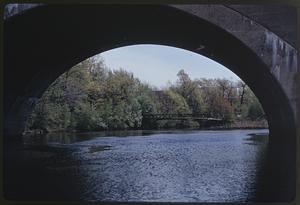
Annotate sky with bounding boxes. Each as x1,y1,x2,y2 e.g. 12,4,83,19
97,44,241,89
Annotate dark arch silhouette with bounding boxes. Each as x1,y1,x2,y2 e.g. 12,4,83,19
4,5,296,201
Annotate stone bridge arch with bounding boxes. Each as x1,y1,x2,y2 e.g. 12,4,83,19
3,4,297,201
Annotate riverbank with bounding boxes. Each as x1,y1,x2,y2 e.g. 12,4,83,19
229,119,268,129
23,119,268,136
206,119,268,130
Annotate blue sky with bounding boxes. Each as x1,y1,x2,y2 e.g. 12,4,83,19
98,44,241,89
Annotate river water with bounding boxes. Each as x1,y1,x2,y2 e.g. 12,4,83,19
4,129,269,202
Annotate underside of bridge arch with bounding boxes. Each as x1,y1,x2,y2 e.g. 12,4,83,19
4,5,297,201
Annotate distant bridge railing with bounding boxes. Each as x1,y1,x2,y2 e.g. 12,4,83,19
141,113,229,129
142,113,224,121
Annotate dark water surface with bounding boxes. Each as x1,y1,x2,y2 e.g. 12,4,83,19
4,129,269,202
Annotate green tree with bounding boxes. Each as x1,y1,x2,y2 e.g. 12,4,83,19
175,69,206,115
247,99,265,120
160,89,191,114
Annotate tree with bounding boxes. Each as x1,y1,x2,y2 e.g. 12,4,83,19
158,89,191,114
204,91,234,121
237,81,247,106
247,99,265,120
175,69,206,115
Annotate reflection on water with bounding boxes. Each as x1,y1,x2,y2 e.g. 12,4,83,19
22,130,157,145
5,129,269,202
